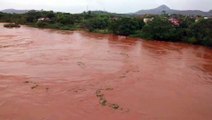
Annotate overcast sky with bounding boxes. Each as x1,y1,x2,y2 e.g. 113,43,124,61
0,0,211,13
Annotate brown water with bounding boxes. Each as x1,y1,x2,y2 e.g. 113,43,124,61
0,23,212,120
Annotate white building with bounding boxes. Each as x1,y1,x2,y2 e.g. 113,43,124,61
143,18,154,24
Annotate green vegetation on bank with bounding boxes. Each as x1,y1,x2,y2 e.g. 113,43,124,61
0,10,211,47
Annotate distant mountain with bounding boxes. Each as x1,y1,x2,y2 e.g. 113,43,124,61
89,10,111,14
1,7,211,16
1,9,29,14
135,5,212,16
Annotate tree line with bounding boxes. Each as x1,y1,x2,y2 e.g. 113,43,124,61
0,10,211,47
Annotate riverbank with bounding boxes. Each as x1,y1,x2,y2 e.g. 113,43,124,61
1,11,211,47
26,22,212,48
2,22,211,49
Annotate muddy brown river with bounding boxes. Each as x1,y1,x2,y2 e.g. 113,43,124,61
0,23,212,120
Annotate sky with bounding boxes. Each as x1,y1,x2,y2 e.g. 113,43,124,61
0,0,211,13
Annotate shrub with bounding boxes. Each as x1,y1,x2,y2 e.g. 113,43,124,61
36,21,48,28
187,37,198,44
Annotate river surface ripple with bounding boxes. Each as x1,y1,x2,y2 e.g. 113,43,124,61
0,23,212,120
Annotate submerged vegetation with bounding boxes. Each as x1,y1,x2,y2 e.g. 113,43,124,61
0,10,211,47
4,23,20,28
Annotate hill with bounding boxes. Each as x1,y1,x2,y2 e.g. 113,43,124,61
1,9,29,14
135,5,212,16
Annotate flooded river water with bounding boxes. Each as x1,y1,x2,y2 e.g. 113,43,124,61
0,23,212,120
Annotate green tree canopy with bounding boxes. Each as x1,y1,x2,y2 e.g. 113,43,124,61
141,17,180,41
110,17,142,36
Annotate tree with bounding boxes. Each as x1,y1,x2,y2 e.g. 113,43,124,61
0,12,3,19
188,19,212,46
25,10,42,23
110,17,141,36
45,11,55,19
83,15,110,31
141,17,180,41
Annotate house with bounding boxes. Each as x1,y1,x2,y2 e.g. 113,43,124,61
204,17,212,20
204,17,208,20
143,17,154,24
168,18,180,26
195,16,202,22
195,16,211,22
37,17,51,22
111,16,119,20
